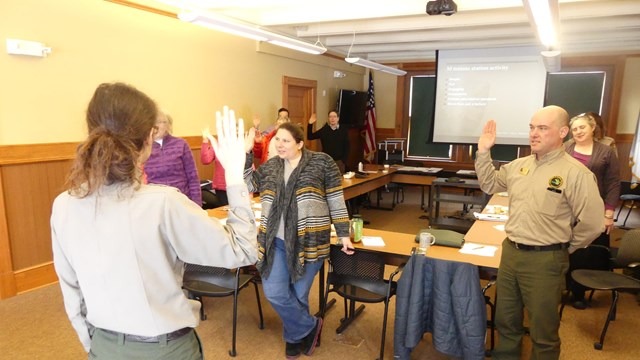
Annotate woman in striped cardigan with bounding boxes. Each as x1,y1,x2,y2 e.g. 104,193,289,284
244,122,353,359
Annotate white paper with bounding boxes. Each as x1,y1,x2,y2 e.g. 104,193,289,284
254,210,261,219
397,166,442,173
252,202,262,209
218,218,227,225
456,169,476,175
484,205,509,215
493,224,505,231
459,242,498,257
361,236,386,247
473,212,508,222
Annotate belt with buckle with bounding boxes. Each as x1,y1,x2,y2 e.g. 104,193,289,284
99,327,192,343
507,238,568,251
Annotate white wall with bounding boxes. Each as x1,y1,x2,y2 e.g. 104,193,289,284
617,57,640,134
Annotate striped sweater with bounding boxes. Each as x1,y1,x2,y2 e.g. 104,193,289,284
244,149,350,280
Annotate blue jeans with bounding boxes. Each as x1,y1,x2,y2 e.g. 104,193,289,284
261,238,323,343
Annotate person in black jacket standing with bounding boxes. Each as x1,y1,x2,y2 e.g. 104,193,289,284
307,110,350,173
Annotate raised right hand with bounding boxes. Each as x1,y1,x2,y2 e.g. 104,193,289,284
208,106,246,186
478,120,496,153
308,113,317,124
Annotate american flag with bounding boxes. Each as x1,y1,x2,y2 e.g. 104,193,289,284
363,72,377,162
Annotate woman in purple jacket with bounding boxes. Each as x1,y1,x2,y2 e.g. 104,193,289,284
144,110,202,206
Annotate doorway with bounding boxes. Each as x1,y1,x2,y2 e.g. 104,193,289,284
282,76,318,151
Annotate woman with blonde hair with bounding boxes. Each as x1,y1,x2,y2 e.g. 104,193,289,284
52,82,257,359
564,111,620,309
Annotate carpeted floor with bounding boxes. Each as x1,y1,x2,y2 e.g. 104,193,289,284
1,186,639,359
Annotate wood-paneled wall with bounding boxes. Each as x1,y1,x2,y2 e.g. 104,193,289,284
0,136,208,299
0,133,634,298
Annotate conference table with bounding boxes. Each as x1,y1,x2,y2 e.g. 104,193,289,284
204,167,508,270
206,177,508,321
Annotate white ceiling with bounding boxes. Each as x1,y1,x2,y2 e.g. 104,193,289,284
136,0,640,62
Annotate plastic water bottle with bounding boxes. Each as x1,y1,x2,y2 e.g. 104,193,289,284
358,162,364,172
351,215,363,243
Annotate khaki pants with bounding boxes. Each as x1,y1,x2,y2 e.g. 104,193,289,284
89,328,203,360
493,239,569,360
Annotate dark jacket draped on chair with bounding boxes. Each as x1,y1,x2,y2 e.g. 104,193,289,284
394,254,486,359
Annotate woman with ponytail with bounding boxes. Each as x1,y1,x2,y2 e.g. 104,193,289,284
51,82,257,359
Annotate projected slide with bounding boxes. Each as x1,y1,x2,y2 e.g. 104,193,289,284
433,47,547,145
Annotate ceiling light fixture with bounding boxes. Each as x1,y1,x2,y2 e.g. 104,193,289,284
345,57,407,76
523,0,559,47
178,12,327,55
344,32,406,76
541,50,561,72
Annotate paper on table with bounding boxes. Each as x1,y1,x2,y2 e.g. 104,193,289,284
484,205,509,214
493,224,505,231
361,236,386,247
254,210,261,219
473,212,508,221
459,242,498,257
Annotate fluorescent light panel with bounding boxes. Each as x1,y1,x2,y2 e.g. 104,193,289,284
523,0,559,47
345,57,406,76
178,12,326,55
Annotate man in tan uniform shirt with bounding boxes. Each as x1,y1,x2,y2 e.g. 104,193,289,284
475,105,604,359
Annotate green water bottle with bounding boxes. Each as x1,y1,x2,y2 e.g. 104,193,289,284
351,215,363,243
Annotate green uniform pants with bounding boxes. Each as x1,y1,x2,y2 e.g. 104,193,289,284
89,328,203,360
493,239,569,360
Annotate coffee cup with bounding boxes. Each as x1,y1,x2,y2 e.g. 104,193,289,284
417,232,436,254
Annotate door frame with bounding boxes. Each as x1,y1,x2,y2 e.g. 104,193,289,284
282,76,318,151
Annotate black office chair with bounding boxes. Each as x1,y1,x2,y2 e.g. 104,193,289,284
322,245,404,360
559,244,611,319
615,181,640,229
182,264,264,357
569,229,640,350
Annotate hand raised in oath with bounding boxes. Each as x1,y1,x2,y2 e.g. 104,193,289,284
208,106,246,186
478,120,497,153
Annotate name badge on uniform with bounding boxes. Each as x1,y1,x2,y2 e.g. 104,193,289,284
519,167,529,175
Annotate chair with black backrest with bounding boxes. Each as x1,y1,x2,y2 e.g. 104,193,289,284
182,264,264,357
322,245,404,360
569,229,640,350
559,244,612,318
615,181,640,229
